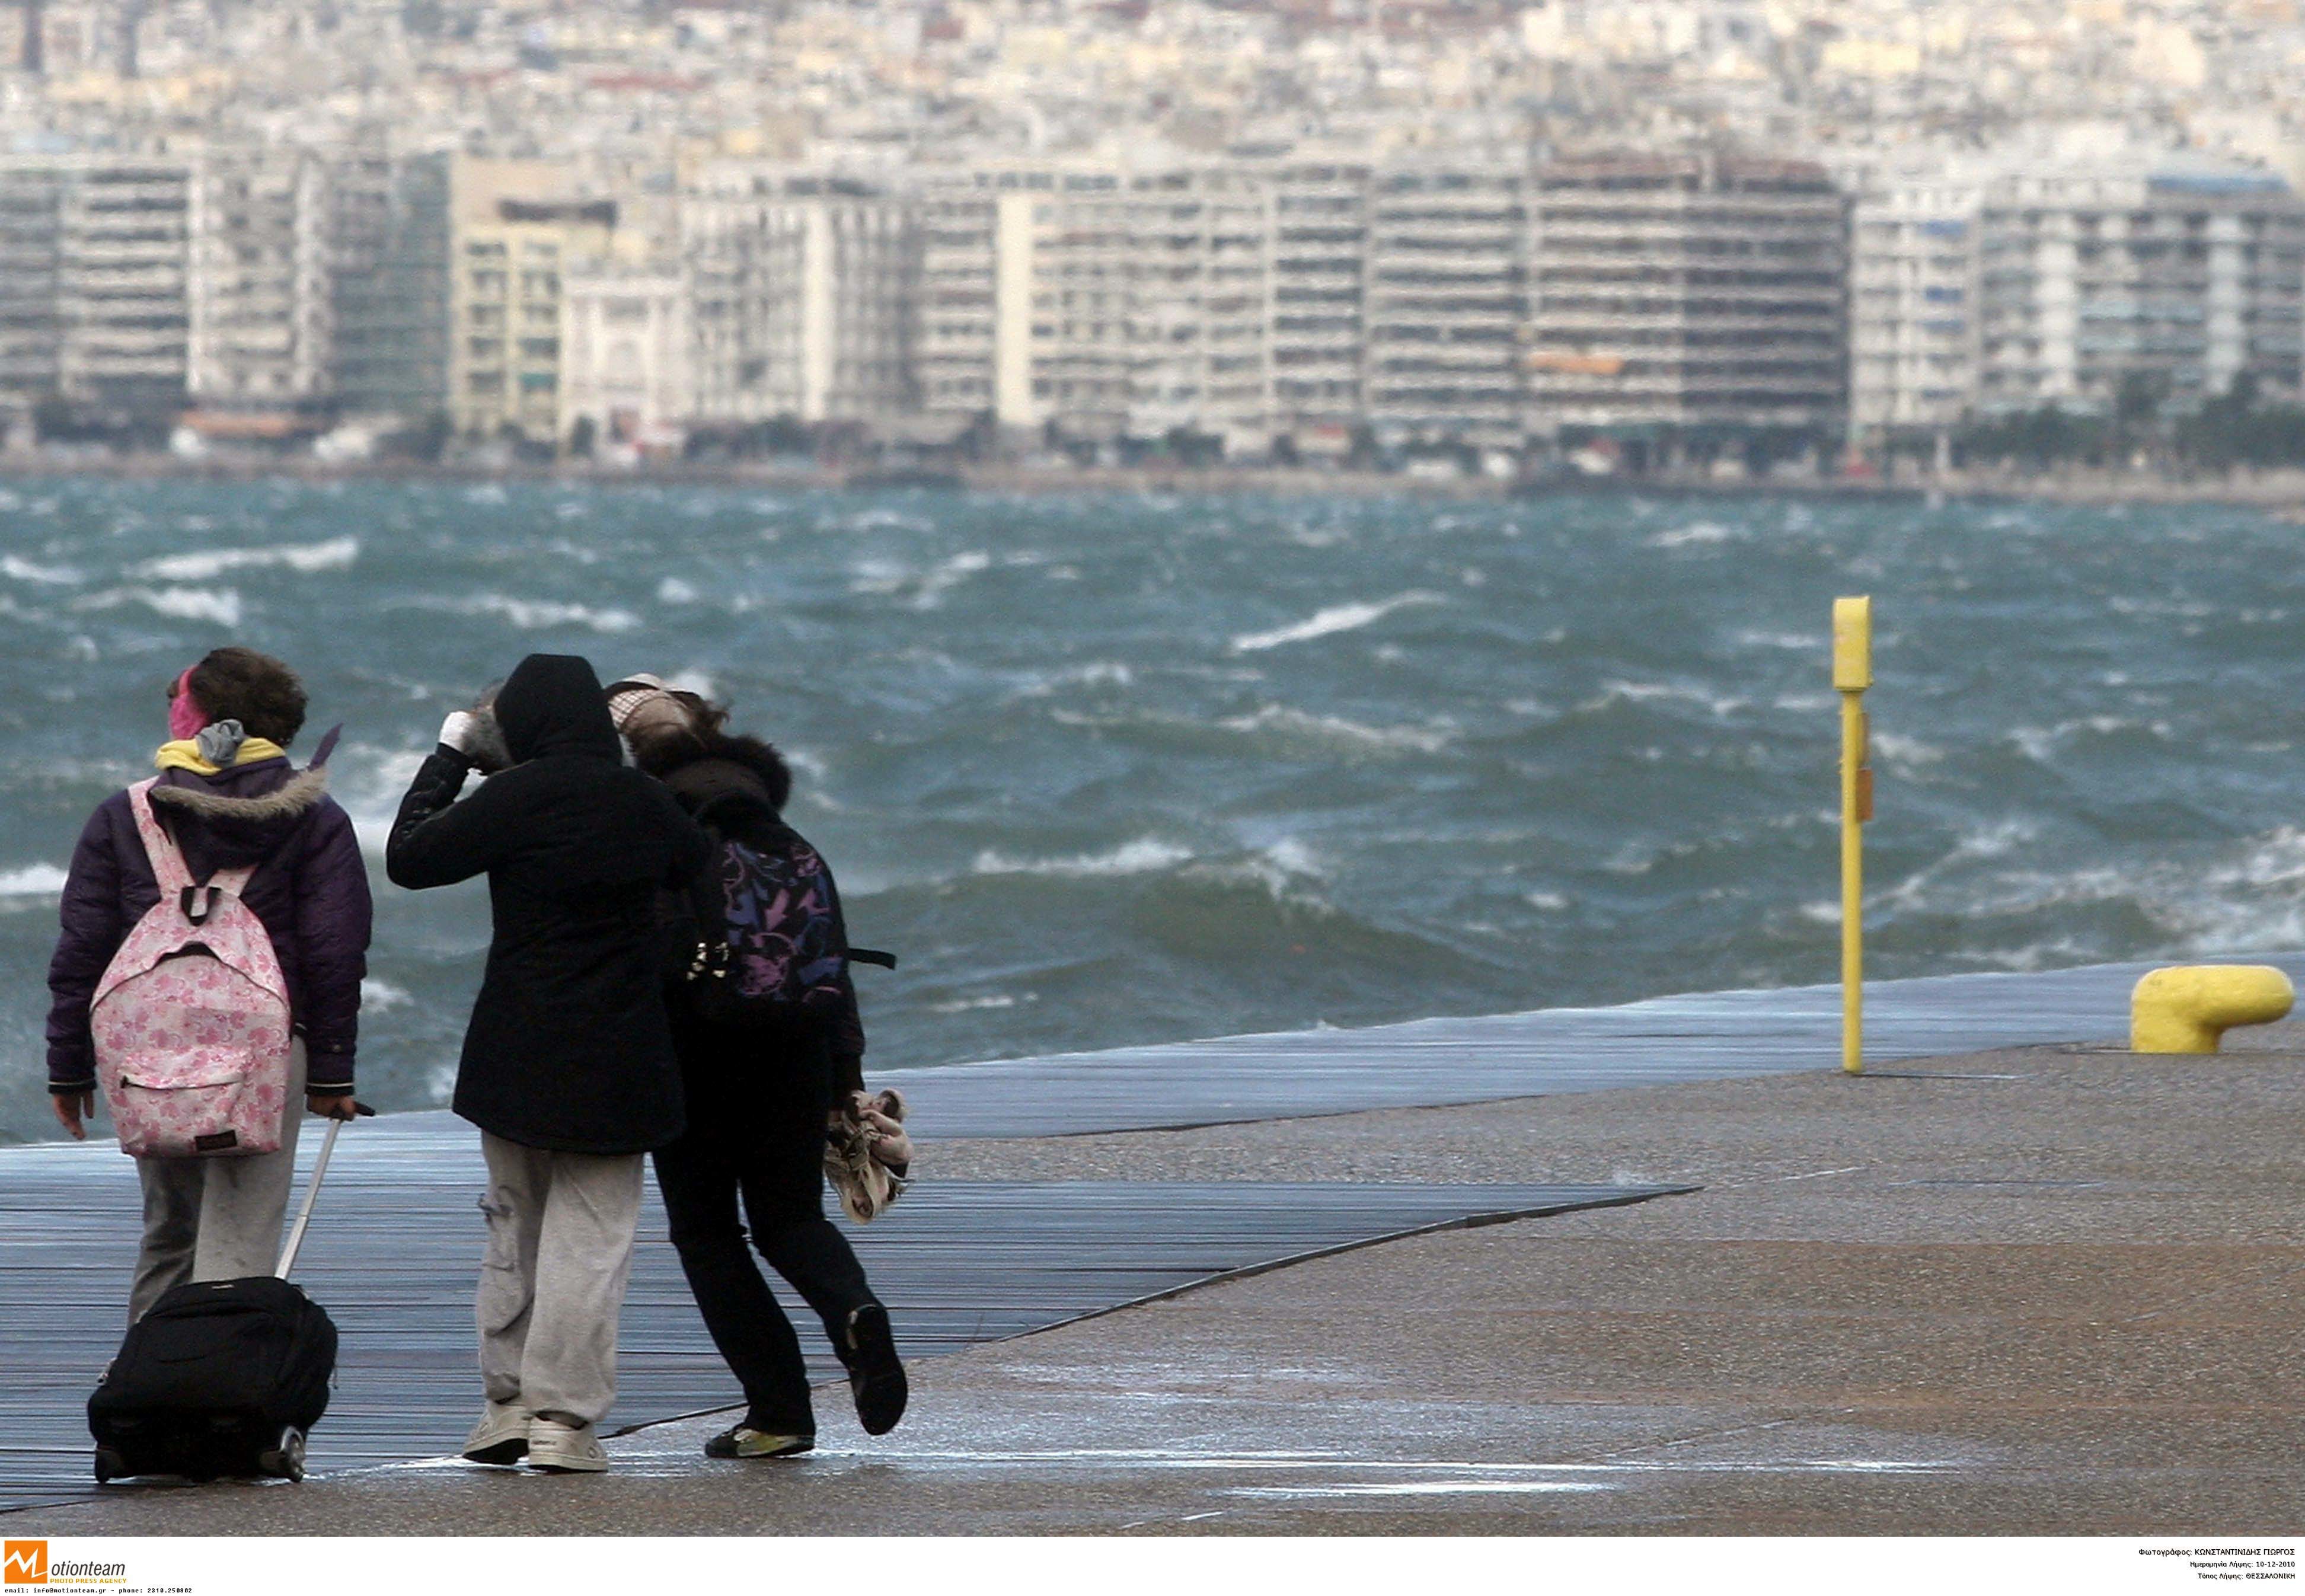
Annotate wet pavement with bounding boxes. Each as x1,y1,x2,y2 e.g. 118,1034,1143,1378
18,1027,2303,1536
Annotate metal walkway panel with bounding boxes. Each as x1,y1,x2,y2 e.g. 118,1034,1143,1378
882,955,2305,1137
0,1113,1678,1511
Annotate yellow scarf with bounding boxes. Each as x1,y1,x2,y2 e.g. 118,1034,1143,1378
154,737,288,777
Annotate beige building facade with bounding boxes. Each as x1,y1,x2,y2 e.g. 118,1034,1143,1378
449,158,618,445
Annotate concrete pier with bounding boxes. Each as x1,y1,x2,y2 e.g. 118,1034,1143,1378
6,960,2301,1534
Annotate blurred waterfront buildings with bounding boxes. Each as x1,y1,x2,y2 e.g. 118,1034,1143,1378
0,1,2302,473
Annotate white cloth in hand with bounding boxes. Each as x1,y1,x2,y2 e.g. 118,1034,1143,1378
438,710,484,756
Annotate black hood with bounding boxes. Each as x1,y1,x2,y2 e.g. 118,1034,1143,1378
496,654,620,764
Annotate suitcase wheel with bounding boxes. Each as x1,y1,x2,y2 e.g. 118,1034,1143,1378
92,1447,126,1485
257,1426,306,1483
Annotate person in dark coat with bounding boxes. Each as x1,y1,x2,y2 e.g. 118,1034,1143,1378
603,673,907,1459
387,653,707,1476
45,646,371,1323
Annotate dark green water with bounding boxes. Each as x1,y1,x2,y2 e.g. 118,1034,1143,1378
2,478,2297,1141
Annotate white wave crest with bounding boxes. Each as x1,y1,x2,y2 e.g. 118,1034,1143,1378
360,978,412,1011
928,992,1036,1014
1579,680,1748,718
1645,521,1741,548
1013,660,1135,699
335,746,431,861
137,537,359,582
1870,732,1945,767
972,839,1193,878
1,555,79,584
1218,704,1453,754
1733,628,1819,650
1231,592,1442,653
454,595,638,633
74,586,244,627
2008,717,2172,763
1863,820,2305,960
0,863,68,898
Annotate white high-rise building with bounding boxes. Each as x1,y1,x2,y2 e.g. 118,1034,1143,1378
1848,155,1987,446
683,167,918,430
187,146,334,410
1974,158,2305,417
1118,164,1271,452
911,160,1274,452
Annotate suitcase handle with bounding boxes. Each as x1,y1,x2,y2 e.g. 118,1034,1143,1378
275,1113,353,1279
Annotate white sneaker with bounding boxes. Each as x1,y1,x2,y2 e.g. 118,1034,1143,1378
460,1400,529,1466
526,1416,609,1474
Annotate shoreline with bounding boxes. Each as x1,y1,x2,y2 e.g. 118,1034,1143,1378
4,451,2305,512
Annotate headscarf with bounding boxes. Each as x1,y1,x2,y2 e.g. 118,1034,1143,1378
167,666,208,742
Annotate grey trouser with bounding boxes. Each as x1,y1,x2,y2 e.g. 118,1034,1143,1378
476,1132,644,1429
130,1040,308,1324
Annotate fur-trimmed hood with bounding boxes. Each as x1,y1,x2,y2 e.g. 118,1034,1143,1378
148,757,332,871
653,730,794,823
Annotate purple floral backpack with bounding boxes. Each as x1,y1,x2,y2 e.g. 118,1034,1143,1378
675,820,850,1028
673,819,895,1028
88,780,294,1158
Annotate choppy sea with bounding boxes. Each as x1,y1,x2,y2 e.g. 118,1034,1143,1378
1,477,2298,1142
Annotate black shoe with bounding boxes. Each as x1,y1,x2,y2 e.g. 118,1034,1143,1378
844,1302,908,1437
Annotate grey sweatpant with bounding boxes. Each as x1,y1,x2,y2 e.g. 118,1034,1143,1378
475,1132,644,1429
130,1040,309,1324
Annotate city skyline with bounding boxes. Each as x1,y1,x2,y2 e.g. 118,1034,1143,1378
0,2,2300,473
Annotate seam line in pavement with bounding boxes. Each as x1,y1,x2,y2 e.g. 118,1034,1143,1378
605,1183,1701,1444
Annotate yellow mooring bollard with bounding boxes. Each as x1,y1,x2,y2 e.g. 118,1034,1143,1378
1833,596,1873,1075
2131,965,2295,1053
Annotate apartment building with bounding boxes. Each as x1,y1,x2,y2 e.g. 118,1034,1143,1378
1005,165,1135,440
560,264,688,449
1266,157,1371,454
0,155,193,430
0,161,67,426
1847,157,1987,446
186,146,333,410
330,149,451,424
448,158,617,444
61,157,191,420
1364,164,1526,453
915,181,1005,424
909,160,1279,450
1974,160,2305,416
1119,164,1272,451
684,166,918,429
1525,151,1848,460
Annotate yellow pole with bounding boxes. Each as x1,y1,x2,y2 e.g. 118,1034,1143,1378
1832,596,1872,1075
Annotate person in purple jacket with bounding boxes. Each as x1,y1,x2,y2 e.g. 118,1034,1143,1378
46,646,373,1323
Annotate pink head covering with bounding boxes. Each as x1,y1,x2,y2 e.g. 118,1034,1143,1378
167,666,209,742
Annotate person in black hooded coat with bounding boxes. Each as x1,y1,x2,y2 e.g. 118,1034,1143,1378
387,653,707,1474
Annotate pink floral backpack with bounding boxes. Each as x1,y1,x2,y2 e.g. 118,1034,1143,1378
90,779,294,1159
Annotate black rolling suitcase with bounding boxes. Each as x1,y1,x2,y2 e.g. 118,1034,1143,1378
88,1113,355,1484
